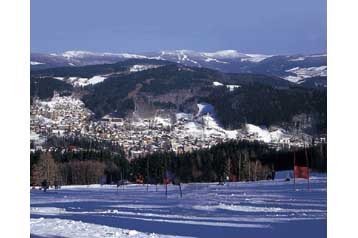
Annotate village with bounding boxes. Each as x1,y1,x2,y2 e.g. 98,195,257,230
30,93,326,159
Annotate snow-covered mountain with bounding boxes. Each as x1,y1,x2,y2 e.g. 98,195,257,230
31,50,272,67
31,50,327,85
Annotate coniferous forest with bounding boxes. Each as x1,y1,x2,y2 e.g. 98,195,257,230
30,139,326,186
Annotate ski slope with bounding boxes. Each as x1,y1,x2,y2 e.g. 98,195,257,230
30,174,326,238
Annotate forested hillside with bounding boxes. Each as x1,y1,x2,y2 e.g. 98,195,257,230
30,76,73,100
205,85,326,132
30,59,327,133
31,59,172,78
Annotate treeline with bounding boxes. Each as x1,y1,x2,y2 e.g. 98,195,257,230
30,140,326,186
31,150,130,185
131,141,327,183
31,153,107,186
260,143,327,172
131,140,273,183
30,141,129,186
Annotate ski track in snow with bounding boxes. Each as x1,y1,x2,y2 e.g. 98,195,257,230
31,217,191,238
31,174,326,238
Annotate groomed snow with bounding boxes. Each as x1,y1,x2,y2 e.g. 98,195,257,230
245,124,285,143
31,218,190,238
174,103,290,142
31,175,326,238
176,103,238,139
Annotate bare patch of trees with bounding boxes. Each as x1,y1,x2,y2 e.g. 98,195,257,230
31,153,59,186
59,160,105,185
31,154,105,186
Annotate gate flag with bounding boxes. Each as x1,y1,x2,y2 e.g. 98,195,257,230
293,147,310,191
294,165,309,179
164,170,175,184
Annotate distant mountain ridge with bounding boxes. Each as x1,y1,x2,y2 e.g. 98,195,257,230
31,50,327,86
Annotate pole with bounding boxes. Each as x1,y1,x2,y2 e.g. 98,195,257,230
122,169,125,191
293,150,296,191
146,158,149,192
305,145,310,191
164,158,168,198
165,183,168,197
238,154,241,182
179,183,183,198
248,156,251,181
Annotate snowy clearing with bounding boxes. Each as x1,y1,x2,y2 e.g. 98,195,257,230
212,82,240,91
129,64,162,72
52,75,108,86
31,61,45,65
31,175,326,238
284,66,327,83
226,84,241,91
212,81,224,86
246,124,286,143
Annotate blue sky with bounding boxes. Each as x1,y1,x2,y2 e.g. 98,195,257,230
31,0,326,54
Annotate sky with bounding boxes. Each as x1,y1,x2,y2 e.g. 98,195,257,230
31,0,327,55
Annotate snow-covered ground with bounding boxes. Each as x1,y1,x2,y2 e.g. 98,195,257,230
54,75,108,86
284,66,327,83
129,64,162,72
212,81,241,91
202,50,272,63
31,61,45,65
31,174,326,238
245,124,286,143
178,103,238,139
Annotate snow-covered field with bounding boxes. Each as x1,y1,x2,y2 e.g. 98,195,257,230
54,75,108,86
30,174,326,238
284,66,327,83
129,64,162,72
